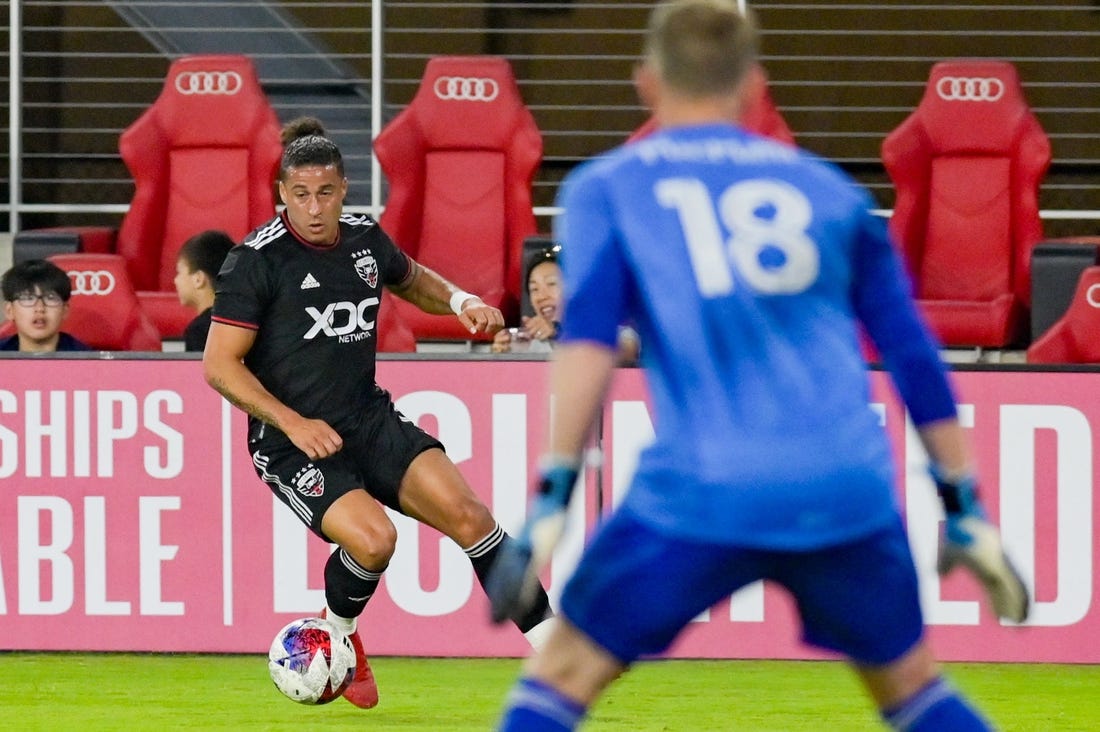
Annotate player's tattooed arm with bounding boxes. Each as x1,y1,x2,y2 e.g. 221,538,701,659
206,375,284,427
203,321,343,458
389,260,458,315
389,259,504,334
203,321,302,433
206,369,342,460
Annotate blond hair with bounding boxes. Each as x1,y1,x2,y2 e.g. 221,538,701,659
644,0,758,97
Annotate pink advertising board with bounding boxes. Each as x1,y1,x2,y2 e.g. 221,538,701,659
0,358,1096,662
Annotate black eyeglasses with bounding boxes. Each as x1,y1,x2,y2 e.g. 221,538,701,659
12,292,65,308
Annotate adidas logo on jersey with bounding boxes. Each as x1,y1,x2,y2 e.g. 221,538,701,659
300,273,320,289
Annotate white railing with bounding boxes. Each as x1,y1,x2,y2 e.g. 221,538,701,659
3,1,1099,234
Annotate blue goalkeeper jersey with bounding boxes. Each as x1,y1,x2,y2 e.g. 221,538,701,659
555,123,957,550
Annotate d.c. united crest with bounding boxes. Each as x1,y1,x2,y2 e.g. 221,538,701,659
293,465,325,497
353,250,379,288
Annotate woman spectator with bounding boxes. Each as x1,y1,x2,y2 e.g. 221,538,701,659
493,246,640,364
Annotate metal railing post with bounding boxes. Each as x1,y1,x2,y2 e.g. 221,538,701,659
9,0,22,232
370,0,383,218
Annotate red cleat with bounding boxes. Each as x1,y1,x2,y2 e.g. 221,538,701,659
320,608,379,709
342,627,379,708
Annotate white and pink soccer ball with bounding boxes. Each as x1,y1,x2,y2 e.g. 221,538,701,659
268,617,356,704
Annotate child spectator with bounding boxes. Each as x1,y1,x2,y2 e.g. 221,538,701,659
174,230,236,351
1,259,91,353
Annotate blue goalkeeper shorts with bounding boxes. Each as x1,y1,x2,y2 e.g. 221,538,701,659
559,509,924,667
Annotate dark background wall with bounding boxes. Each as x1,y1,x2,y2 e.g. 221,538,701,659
5,1,1098,238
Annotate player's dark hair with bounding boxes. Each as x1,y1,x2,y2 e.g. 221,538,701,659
179,230,235,280
279,116,344,179
1,259,72,302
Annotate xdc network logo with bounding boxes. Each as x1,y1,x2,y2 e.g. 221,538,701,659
303,297,379,343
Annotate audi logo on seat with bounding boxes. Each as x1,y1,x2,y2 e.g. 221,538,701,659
935,76,1005,102
174,71,243,96
433,76,499,102
1087,284,1100,309
68,270,116,296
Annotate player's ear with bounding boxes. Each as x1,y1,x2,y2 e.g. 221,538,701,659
737,63,767,120
277,179,289,206
633,61,659,114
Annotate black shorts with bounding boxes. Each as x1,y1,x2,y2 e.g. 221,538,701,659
247,391,444,540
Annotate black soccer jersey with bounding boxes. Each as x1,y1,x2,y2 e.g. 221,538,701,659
213,211,413,432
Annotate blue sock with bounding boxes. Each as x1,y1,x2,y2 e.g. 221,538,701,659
497,677,587,731
883,677,992,731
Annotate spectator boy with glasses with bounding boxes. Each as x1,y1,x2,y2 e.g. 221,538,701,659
1,259,90,353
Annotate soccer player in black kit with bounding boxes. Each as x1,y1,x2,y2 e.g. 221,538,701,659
203,117,554,709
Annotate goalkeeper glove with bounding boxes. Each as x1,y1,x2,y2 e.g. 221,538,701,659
931,465,1030,624
486,458,579,625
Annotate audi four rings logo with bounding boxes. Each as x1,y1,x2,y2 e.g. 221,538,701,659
68,270,116,296
935,76,1005,102
1087,284,1100,309
174,71,243,96
433,76,499,102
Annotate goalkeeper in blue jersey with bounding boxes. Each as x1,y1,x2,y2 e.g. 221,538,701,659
488,1,1029,730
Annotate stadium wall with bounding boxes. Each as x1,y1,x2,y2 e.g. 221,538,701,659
4,1,1098,236
0,357,1096,662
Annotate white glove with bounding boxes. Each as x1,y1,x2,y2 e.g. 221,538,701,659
486,460,578,625
932,466,1029,624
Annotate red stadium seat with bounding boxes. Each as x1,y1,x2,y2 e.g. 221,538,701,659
373,56,541,342
627,85,796,145
49,253,163,351
376,291,417,353
122,55,282,337
881,60,1051,348
13,55,282,339
1026,266,1100,364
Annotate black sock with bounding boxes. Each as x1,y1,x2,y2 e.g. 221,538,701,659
465,524,552,632
324,548,384,619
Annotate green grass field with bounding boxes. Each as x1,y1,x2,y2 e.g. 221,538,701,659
2,654,1097,731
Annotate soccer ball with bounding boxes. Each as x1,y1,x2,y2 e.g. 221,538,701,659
268,617,356,704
